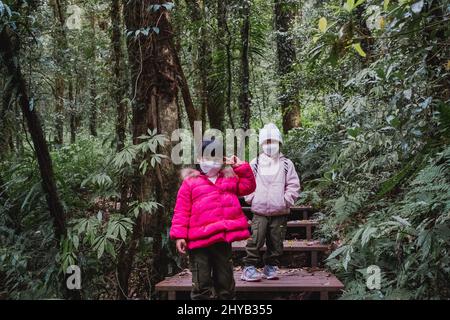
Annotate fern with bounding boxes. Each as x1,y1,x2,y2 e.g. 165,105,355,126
323,146,450,299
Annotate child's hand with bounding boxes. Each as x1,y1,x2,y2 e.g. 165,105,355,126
176,239,187,255
224,155,244,167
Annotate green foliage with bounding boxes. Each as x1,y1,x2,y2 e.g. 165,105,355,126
59,130,167,295
325,146,450,299
0,130,166,298
283,0,450,299
1,0,448,300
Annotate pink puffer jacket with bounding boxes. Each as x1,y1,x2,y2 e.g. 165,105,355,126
170,163,256,250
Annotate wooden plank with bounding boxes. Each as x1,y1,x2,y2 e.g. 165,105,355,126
242,206,314,214
246,220,318,228
155,268,344,293
232,240,329,252
287,220,319,228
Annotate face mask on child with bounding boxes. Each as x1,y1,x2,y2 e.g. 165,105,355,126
199,160,223,177
262,142,280,157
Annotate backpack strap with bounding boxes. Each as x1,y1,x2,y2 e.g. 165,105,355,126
252,155,288,178
252,156,259,176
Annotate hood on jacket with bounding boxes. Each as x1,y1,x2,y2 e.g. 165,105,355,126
180,166,237,180
259,123,283,145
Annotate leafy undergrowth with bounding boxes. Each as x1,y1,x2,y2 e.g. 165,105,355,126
282,0,450,299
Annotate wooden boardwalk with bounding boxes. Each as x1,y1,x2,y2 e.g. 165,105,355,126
155,205,343,300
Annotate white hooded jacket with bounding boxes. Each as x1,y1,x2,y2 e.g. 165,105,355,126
244,123,300,216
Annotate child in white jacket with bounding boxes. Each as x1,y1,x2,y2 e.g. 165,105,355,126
242,123,300,281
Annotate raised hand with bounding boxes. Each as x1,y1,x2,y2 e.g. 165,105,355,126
224,155,245,167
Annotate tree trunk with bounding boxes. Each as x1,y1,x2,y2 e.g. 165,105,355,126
111,0,130,221
14,98,23,153
0,77,14,155
89,76,98,137
239,0,251,130
2,9,78,299
185,0,212,130
69,80,77,144
111,0,128,151
50,0,68,145
169,5,197,132
355,5,374,64
118,0,181,299
221,0,234,129
426,2,450,104
274,0,300,133
54,77,65,145
206,0,227,131
0,27,67,240
172,45,197,132
89,14,98,137
184,0,227,131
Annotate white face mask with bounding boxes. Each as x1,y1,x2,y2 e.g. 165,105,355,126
199,160,222,177
262,142,280,157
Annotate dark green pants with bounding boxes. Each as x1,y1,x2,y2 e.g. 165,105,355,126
244,214,287,267
188,242,235,300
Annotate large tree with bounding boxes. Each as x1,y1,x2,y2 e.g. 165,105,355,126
50,0,68,145
0,27,67,242
111,0,128,152
274,0,300,133
185,0,228,131
88,12,98,137
117,0,182,299
110,0,130,223
239,0,251,130
185,0,213,129
219,0,234,129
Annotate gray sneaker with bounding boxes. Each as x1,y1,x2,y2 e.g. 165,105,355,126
263,265,279,280
241,266,262,282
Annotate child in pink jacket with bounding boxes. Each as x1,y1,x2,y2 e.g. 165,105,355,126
170,139,256,300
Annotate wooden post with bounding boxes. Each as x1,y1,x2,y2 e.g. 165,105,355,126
320,291,329,300
311,251,318,268
306,225,312,240
302,210,308,221
168,291,176,300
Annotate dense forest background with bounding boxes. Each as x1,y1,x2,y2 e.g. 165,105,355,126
0,0,449,299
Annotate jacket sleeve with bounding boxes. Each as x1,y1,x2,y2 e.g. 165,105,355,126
233,162,256,197
284,160,300,207
243,159,257,204
169,180,192,240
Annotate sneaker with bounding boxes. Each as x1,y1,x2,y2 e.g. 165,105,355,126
263,265,279,280
241,266,262,282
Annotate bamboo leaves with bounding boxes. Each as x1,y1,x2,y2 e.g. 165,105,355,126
70,216,134,259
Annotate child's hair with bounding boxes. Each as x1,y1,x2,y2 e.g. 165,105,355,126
200,138,223,158
201,139,216,157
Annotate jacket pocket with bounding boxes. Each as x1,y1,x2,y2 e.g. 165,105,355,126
251,188,266,213
247,218,260,246
267,183,286,212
